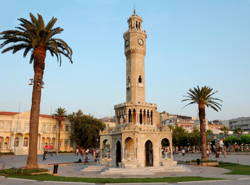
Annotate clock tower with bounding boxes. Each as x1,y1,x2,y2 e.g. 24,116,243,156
99,11,176,169
123,11,147,103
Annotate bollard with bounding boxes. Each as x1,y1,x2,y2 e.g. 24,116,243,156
197,159,201,166
53,164,59,175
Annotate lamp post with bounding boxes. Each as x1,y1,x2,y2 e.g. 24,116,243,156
0,137,3,158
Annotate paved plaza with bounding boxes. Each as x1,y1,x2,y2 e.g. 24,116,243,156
0,152,250,185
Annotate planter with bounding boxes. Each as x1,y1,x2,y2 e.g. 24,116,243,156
201,162,219,166
189,161,219,166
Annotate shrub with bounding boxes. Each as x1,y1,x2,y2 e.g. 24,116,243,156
0,168,49,175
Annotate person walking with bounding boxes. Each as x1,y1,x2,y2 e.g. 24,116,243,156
76,148,79,156
181,148,185,156
207,149,209,158
223,149,227,158
209,149,212,157
43,151,46,161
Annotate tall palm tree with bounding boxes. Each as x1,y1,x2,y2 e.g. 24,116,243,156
182,86,222,160
54,107,67,151
0,13,73,169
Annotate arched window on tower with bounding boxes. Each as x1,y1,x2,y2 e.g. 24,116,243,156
138,75,142,83
139,22,141,29
129,109,132,123
127,76,130,84
136,21,138,28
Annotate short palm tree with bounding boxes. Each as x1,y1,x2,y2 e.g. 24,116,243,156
220,127,229,138
233,127,244,136
0,13,73,169
55,107,67,151
182,86,222,160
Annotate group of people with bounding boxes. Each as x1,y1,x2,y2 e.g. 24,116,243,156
75,148,100,163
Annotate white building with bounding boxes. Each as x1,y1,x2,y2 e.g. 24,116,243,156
0,111,75,155
229,117,250,132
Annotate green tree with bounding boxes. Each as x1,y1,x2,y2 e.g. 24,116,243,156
188,126,201,149
227,136,238,145
182,86,222,160
233,127,244,136
220,127,229,138
54,107,67,151
241,135,250,145
169,124,188,150
206,129,214,145
68,110,106,149
223,139,229,148
0,13,73,169
236,138,243,146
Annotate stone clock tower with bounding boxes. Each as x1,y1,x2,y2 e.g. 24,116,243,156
99,11,176,169
123,11,147,103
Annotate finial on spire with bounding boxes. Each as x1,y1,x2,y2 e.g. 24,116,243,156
134,5,136,14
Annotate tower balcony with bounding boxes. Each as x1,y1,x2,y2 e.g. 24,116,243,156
114,102,157,109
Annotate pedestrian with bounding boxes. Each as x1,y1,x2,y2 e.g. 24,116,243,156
43,151,46,161
209,149,212,157
207,149,209,157
215,150,220,158
76,148,79,156
247,147,249,152
172,148,175,155
182,148,185,156
195,149,198,155
223,149,226,158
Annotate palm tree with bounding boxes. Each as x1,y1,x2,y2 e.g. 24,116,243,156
220,127,229,138
206,129,214,136
182,86,222,160
233,127,244,136
54,107,67,151
0,13,73,169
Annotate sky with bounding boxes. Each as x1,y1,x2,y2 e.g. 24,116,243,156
1,0,250,121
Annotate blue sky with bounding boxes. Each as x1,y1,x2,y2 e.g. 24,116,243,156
1,0,250,121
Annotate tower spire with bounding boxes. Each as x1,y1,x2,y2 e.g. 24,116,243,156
134,6,136,15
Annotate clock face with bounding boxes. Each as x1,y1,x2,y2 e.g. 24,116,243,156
125,40,129,47
138,39,144,45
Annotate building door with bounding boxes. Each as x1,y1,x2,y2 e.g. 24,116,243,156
116,141,121,166
145,140,153,166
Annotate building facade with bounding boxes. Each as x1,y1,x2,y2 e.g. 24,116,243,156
229,117,250,132
100,12,175,168
0,111,76,155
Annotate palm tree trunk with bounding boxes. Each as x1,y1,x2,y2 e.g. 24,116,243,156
199,104,207,161
26,47,45,169
57,119,62,151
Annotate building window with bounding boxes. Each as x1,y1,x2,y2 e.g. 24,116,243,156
65,125,69,132
70,140,74,147
47,124,51,131
53,125,56,133
138,75,142,83
42,124,46,132
14,137,19,147
23,137,29,147
65,140,68,148
17,122,21,132
6,122,11,131
25,123,29,132
0,122,4,129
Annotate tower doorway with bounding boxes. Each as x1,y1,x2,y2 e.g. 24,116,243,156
116,141,121,166
145,140,153,166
